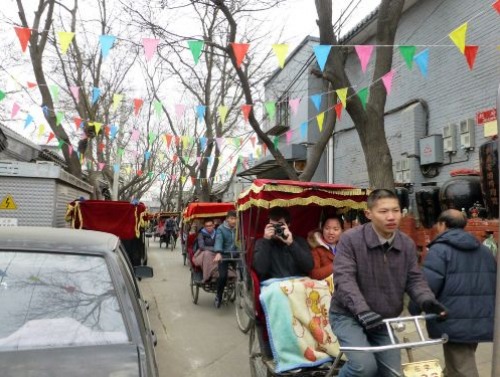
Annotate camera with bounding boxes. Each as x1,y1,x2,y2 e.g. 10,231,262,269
273,223,288,239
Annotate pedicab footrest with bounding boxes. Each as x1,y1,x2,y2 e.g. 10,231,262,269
402,359,442,377
339,336,447,353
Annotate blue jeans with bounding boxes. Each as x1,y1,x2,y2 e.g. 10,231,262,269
330,312,401,377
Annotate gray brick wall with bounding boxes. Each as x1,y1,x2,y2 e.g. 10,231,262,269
334,0,499,191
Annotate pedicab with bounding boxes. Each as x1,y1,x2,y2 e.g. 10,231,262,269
156,211,180,250
235,179,447,377
65,199,149,266
181,202,239,305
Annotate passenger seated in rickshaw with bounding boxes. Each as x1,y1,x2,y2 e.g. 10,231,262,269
213,210,238,308
193,219,219,283
253,207,313,281
307,215,343,280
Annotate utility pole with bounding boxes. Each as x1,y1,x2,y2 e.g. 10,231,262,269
492,83,500,377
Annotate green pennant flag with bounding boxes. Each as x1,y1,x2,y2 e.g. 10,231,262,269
50,84,59,103
56,111,64,126
117,148,125,157
148,132,156,144
0,90,5,101
234,137,240,148
399,46,416,69
148,171,153,178
57,139,64,149
273,136,279,150
357,87,369,109
188,40,204,65
265,101,276,121
153,100,162,118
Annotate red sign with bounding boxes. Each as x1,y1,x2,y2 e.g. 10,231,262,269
476,108,497,125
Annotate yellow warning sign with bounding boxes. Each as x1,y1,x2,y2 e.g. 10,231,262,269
0,194,17,210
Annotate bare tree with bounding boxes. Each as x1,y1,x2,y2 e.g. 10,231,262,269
314,0,404,189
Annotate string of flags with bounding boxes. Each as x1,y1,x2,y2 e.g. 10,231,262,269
3,1,499,181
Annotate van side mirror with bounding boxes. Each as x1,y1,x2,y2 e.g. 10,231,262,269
134,265,154,278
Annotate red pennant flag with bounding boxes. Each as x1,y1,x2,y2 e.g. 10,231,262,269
250,136,256,148
137,170,143,176
173,154,178,163
241,104,252,122
175,136,181,146
335,103,343,120
73,117,82,130
98,142,106,152
47,132,55,143
493,0,500,14
104,125,110,136
165,134,173,148
27,81,37,89
190,176,196,185
231,43,250,68
262,143,268,155
14,27,31,53
133,98,143,116
464,45,479,70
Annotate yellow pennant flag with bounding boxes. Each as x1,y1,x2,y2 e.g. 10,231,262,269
158,153,165,162
449,22,468,54
125,165,132,174
93,122,102,135
182,136,189,149
272,43,289,69
38,124,45,137
181,176,187,184
316,112,325,132
58,31,75,54
336,88,348,108
218,106,229,124
113,93,123,111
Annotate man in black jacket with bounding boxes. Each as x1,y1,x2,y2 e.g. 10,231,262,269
410,209,496,377
253,207,313,281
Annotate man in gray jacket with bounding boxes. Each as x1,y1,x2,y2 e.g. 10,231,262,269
330,189,447,377
410,209,496,377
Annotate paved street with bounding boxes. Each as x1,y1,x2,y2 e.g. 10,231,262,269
140,239,251,377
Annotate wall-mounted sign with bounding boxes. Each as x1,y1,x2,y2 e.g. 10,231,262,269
476,108,497,125
0,194,17,210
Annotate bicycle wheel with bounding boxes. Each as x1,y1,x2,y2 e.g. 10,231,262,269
170,235,175,251
249,325,272,377
190,272,199,304
235,280,253,334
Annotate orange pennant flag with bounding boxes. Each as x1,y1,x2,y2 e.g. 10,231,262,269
165,134,173,148
47,132,55,144
335,103,343,120
133,98,143,116
464,45,478,70
231,43,250,68
14,27,31,52
27,82,37,89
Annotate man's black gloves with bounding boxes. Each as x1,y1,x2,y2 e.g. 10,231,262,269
421,299,448,321
357,311,384,331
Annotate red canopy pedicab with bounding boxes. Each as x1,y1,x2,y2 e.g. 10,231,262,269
181,202,237,305
236,179,447,377
155,211,180,250
66,199,148,267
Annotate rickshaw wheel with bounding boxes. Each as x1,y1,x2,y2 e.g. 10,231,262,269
235,281,253,334
249,325,272,377
190,272,199,304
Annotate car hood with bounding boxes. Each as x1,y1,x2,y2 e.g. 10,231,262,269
0,344,141,377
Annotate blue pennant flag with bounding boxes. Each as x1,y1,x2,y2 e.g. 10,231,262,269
313,45,332,72
160,173,166,181
414,49,429,78
24,114,33,128
196,105,206,123
208,155,213,165
113,163,120,173
42,105,49,117
144,151,151,161
99,35,116,58
200,137,207,151
300,122,308,139
91,87,100,105
110,124,119,139
310,94,322,111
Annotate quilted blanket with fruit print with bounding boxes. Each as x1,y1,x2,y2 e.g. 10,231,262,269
259,276,341,373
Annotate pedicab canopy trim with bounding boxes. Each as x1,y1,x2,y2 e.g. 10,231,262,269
237,179,369,212
65,200,147,239
182,202,236,222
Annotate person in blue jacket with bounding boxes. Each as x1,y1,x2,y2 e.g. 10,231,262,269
410,209,496,377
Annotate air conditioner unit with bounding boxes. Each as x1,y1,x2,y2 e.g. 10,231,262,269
402,170,411,183
401,158,410,171
460,119,475,134
395,171,403,183
443,137,456,153
443,123,457,139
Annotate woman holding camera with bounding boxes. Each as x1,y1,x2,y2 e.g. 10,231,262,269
253,207,314,281
307,216,343,280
